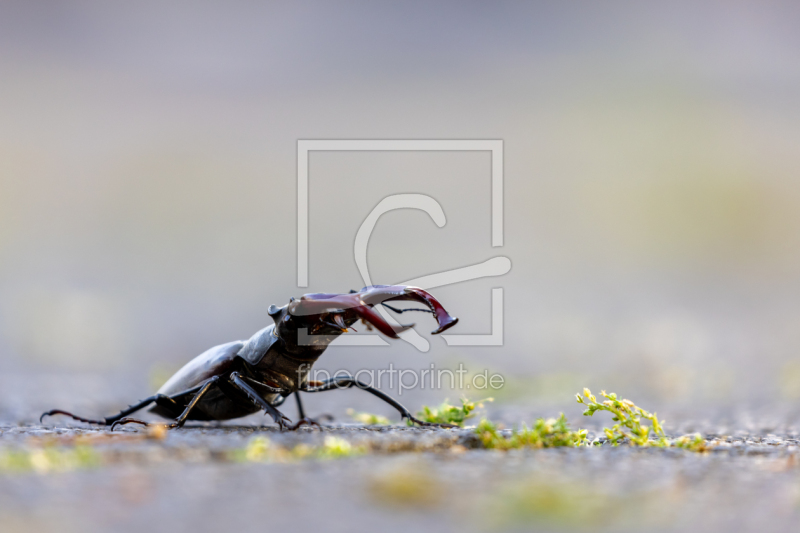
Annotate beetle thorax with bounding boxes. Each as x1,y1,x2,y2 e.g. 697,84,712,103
249,347,321,392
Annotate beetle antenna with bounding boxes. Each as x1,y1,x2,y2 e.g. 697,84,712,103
381,303,435,315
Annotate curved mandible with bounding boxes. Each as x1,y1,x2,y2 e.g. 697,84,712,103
353,194,447,352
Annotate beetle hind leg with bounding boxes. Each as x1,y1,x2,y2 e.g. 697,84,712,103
111,377,220,431
40,395,176,427
39,410,106,426
41,387,200,428
110,417,149,430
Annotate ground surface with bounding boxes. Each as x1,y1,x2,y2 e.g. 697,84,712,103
2,375,800,533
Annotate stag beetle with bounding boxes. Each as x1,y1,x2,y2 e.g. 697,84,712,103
41,285,459,431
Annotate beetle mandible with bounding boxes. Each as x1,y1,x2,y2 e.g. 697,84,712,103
41,285,459,431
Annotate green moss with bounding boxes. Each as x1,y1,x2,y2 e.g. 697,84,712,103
577,388,668,447
368,466,444,509
410,397,492,427
232,435,365,463
318,436,363,459
673,433,711,452
486,479,672,529
476,414,588,449
0,445,101,474
577,388,712,451
489,480,618,527
346,409,390,426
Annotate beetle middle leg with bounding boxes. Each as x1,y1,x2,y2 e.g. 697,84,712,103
302,374,458,429
286,393,333,431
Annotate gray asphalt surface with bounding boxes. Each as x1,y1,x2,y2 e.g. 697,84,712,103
3,374,800,533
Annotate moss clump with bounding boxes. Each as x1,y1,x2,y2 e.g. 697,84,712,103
577,388,713,451
476,414,588,449
577,388,668,447
673,433,712,452
318,436,362,459
369,466,444,509
346,409,390,426
0,445,101,474
410,398,492,427
488,480,621,527
233,435,365,463
237,391,712,460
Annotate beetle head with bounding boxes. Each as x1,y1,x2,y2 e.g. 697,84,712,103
268,300,360,356
271,285,458,356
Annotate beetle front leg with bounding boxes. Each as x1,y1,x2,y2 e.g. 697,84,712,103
302,374,457,429
229,372,292,430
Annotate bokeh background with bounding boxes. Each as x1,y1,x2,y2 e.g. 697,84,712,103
2,1,800,423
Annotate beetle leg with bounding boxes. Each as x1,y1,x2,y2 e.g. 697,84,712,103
109,378,220,431
286,418,322,431
39,410,106,426
40,388,200,427
403,415,458,429
302,374,457,429
229,372,292,431
295,392,307,419
110,417,149,430
288,393,332,431
163,376,219,429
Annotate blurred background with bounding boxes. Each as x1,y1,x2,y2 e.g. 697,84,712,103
2,1,800,422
